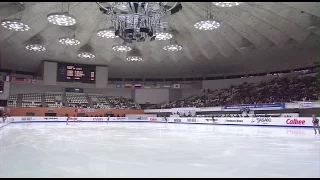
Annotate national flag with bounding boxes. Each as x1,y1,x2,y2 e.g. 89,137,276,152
124,84,132,88
115,84,122,88
4,76,12,82
27,78,36,84
163,84,171,88
15,77,25,83
134,84,142,88
152,84,160,88
172,84,181,88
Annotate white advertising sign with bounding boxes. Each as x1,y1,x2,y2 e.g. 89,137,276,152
2,116,314,127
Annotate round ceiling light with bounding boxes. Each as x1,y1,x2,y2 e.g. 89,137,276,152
126,56,143,62
112,45,132,52
1,19,30,31
155,32,173,41
194,20,220,30
213,2,242,7
25,44,46,52
78,52,95,59
163,44,182,52
47,12,76,26
59,37,81,46
97,29,118,38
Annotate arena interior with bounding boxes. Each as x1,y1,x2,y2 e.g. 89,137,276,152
0,2,320,178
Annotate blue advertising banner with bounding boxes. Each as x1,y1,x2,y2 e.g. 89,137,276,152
223,103,285,110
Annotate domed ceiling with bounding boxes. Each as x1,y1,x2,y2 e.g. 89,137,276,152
0,2,320,78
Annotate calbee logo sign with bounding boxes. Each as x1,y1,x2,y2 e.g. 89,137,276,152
67,117,78,121
286,119,305,125
150,117,157,121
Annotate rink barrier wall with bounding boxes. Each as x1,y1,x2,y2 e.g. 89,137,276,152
0,116,314,128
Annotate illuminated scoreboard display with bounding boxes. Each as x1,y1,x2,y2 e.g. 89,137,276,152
57,63,96,83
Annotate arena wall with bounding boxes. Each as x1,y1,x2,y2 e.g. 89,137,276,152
9,83,133,98
6,107,144,116
202,75,277,90
134,89,170,104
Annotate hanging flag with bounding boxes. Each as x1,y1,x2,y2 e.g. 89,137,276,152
15,77,25,83
152,83,160,88
144,85,151,89
27,78,36,84
134,84,142,88
172,84,181,88
115,84,122,88
124,84,132,88
4,76,12,82
0,81,3,93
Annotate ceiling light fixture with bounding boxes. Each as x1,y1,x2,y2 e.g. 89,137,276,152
1,19,30,31
213,2,242,7
59,37,80,46
25,44,46,52
126,56,143,62
97,2,182,43
194,20,220,30
163,44,183,52
194,2,220,31
78,52,95,59
126,46,142,62
97,28,118,38
155,32,173,41
112,45,132,52
47,12,76,26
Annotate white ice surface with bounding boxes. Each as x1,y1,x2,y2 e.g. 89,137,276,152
0,122,319,178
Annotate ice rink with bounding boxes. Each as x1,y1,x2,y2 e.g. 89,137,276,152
0,122,319,178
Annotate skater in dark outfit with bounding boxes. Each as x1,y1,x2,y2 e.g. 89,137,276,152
2,112,7,123
312,114,320,134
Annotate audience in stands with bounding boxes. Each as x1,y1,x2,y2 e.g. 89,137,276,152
150,75,318,109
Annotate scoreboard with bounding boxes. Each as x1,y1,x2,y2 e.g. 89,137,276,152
57,63,96,83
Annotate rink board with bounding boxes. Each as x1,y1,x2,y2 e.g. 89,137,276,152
0,116,315,129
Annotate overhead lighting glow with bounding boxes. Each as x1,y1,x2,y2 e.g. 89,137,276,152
163,44,182,52
126,56,143,62
1,19,30,32
78,52,95,59
59,37,81,46
112,45,132,52
213,2,242,7
194,20,220,30
47,12,76,26
155,32,173,41
97,29,118,38
25,44,46,52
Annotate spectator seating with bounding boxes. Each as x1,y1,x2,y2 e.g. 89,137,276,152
7,95,18,107
66,93,88,108
22,102,41,108
21,93,42,107
150,75,318,109
45,93,63,108
22,93,42,102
